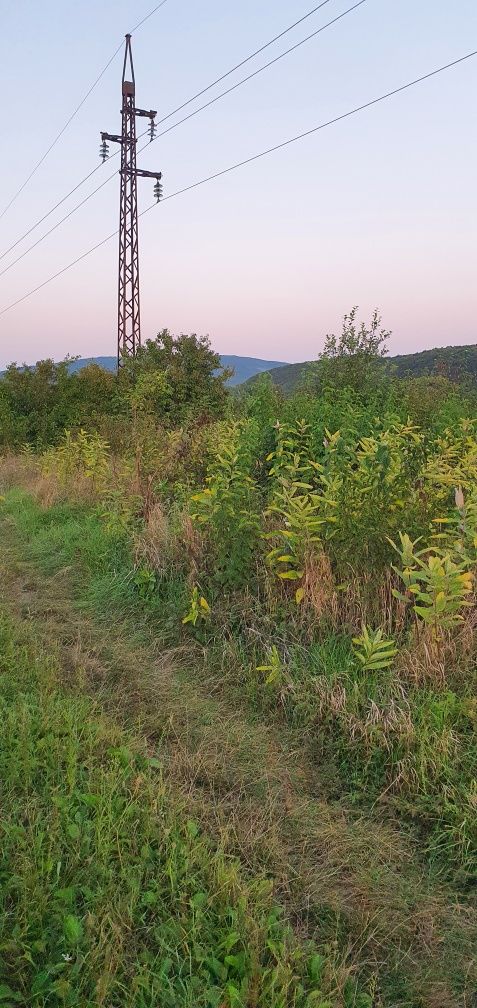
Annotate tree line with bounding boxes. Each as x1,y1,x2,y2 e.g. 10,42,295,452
1,313,475,449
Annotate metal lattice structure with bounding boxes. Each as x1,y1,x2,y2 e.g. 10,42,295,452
100,35,162,368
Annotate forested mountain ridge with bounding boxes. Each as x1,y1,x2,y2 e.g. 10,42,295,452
65,353,287,386
242,343,477,392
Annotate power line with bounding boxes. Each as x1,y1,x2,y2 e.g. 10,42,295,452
0,0,365,279
0,176,114,281
130,0,170,33
152,49,477,203
0,0,170,222
0,45,124,224
0,48,475,320
149,0,367,144
0,0,337,265
0,158,118,267
156,0,335,126
0,231,118,319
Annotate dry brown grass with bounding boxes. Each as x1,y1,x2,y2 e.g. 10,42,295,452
335,568,407,635
133,502,203,584
0,452,99,508
395,609,477,689
302,550,339,626
0,453,40,494
133,501,172,574
295,560,409,638
313,674,415,757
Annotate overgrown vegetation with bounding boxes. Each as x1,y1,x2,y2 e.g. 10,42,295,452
1,310,476,1005
0,611,351,1007
0,330,230,449
243,342,477,396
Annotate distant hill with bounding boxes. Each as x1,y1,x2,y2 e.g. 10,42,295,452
66,354,287,387
5,345,476,392
241,344,477,394
387,344,477,382
219,355,287,385
67,356,116,374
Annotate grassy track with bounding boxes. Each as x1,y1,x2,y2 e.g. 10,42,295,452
0,611,343,1008
0,486,476,1006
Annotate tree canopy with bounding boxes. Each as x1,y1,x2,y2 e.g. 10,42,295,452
0,331,232,448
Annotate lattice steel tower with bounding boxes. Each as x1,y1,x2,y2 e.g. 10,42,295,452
100,35,163,367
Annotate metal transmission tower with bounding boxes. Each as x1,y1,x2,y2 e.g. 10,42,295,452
100,35,163,367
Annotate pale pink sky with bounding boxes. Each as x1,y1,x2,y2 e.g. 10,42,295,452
0,0,476,368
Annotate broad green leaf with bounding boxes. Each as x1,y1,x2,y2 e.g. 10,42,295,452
308,953,325,983
63,914,83,944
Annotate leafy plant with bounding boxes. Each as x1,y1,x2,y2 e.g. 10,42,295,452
191,422,260,589
132,565,157,599
316,306,391,397
391,532,474,633
266,419,321,490
255,646,294,698
256,646,285,686
182,586,211,627
352,626,398,671
42,429,111,495
265,486,336,585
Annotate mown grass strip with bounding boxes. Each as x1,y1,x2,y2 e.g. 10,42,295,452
0,611,347,1008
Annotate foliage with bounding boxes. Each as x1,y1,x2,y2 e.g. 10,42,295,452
391,532,474,634
182,586,211,627
352,626,397,671
244,342,477,398
265,488,335,586
0,359,117,448
118,329,232,425
42,428,111,495
0,332,230,451
132,565,157,599
256,645,285,685
2,321,477,899
255,646,294,694
191,421,261,589
300,307,391,400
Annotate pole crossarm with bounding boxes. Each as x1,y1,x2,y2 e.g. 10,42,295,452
135,108,158,118
101,132,123,145
130,169,162,179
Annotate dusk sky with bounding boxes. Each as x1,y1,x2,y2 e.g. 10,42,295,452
0,0,476,368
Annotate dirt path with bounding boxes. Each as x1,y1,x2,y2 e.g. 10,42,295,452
1,508,475,1006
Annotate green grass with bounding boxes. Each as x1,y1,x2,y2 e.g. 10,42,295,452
2,487,477,1006
1,490,186,646
0,611,347,1008
8,488,474,879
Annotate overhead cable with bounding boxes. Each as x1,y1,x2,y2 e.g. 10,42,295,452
0,0,170,221
156,0,335,126
0,0,365,276
1,49,475,318
0,0,338,263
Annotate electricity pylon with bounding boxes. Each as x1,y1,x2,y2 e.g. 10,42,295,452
100,34,163,367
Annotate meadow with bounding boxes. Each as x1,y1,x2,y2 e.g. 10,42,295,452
1,318,476,1006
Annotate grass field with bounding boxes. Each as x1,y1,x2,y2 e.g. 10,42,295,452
2,254,477,1007
0,604,348,1008
1,474,476,1007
